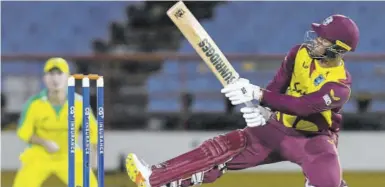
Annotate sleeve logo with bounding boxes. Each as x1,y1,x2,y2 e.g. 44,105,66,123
323,94,332,106
330,89,340,101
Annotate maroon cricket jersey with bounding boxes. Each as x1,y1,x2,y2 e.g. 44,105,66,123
260,45,351,134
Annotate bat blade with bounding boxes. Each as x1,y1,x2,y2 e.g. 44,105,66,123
167,1,239,86
167,1,272,119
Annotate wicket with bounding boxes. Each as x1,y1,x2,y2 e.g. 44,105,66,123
68,74,104,187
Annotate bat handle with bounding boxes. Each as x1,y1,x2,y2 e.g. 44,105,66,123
244,101,254,108
244,101,272,121
231,77,272,120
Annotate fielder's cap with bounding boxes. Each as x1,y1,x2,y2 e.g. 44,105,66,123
44,57,69,73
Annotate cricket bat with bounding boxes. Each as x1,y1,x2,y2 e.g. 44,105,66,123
167,1,272,119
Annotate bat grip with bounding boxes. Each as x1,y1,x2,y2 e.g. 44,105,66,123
244,101,254,108
244,101,272,121
231,77,272,120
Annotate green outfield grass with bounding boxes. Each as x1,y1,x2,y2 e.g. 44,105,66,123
2,171,385,187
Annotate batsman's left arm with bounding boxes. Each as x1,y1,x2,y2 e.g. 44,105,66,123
264,45,299,94
259,45,299,113
260,82,351,116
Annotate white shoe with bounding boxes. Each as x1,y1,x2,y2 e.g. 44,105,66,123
126,153,152,187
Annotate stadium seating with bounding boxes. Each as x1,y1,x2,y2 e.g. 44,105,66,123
2,2,385,112
1,1,132,81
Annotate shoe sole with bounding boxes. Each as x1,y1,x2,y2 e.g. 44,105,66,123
126,153,147,187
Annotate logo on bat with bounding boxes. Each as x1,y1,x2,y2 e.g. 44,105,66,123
198,38,237,84
174,9,185,18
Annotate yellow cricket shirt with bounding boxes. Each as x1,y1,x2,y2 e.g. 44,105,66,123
17,90,98,158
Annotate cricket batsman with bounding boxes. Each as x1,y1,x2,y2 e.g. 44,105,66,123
13,58,99,187
125,14,358,187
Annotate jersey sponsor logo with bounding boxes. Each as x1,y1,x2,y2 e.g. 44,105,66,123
323,94,332,106
198,38,237,84
314,74,325,86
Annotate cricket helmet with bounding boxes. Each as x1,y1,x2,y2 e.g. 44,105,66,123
311,14,359,52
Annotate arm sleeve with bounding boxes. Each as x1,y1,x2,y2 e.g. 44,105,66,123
264,45,300,93
261,82,351,117
89,110,98,145
17,101,36,142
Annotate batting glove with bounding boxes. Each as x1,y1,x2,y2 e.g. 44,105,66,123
221,78,262,105
240,106,267,127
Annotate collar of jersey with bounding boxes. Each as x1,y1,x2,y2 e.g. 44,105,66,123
39,89,68,115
